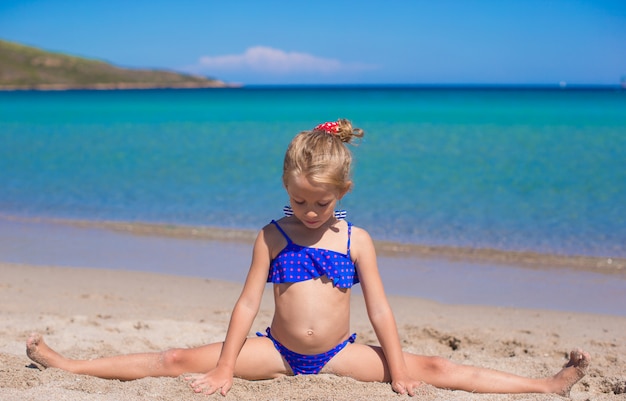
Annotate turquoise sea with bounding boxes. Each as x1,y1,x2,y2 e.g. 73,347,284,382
1,87,625,258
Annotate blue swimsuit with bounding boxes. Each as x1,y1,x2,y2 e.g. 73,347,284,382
266,219,359,288
257,219,359,375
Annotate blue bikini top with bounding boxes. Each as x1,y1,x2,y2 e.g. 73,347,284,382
267,220,359,288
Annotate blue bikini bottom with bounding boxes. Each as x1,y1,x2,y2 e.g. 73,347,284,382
256,327,356,375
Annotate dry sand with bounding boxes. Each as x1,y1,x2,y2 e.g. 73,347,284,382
1,261,625,400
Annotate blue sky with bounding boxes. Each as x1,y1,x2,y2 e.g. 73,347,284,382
1,0,625,85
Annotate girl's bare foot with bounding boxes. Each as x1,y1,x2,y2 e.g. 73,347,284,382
26,333,65,369
550,349,590,396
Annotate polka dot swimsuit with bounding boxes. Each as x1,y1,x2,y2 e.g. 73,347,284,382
267,220,359,288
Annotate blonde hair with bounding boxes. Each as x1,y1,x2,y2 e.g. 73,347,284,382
283,119,364,194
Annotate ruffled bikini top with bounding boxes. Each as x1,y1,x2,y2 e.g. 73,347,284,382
267,220,359,288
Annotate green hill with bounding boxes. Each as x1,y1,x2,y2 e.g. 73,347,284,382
0,39,228,90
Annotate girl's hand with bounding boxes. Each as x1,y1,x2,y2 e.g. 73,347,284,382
184,367,234,396
391,375,423,397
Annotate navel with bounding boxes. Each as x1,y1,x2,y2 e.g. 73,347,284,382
307,329,314,336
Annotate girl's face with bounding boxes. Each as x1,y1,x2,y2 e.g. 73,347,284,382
285,174,345,229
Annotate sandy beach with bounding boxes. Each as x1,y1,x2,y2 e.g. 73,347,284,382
1,250,625,401
1,216,625,400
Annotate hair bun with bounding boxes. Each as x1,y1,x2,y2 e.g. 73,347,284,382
315,119,364,143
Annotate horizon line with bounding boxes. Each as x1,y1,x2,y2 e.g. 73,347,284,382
222,83,625,91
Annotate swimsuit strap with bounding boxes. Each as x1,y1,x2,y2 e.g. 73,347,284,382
346,222,352,257
273,220,353,255
271,220,293,244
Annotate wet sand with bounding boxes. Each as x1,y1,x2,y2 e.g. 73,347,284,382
1,216,625,316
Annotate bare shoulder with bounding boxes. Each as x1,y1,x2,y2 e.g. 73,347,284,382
350,224,374,244
258,219,288,258
349,224,376,260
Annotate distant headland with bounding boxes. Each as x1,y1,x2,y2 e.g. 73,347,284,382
0,39,235,90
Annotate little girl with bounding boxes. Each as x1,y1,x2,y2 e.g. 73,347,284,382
27,119,589,397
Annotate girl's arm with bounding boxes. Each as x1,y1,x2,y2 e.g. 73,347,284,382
352,227,421,396
188,228,272,395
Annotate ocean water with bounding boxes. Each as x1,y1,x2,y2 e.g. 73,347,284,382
1,87,625,258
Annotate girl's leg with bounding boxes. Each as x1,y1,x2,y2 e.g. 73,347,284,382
325,343,589,396
26,333,288,381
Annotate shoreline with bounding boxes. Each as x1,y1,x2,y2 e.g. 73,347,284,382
2,214,623,276
0,81,240,91
2,214,625,317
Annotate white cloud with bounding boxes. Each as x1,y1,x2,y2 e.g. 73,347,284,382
190,46,376,75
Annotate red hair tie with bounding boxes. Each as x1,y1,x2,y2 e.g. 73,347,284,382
314,121,340,134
